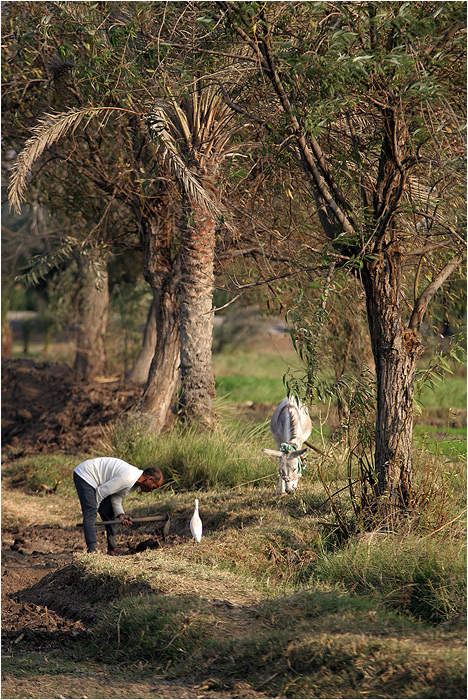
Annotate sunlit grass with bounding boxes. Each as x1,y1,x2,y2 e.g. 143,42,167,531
416,372,467,410
414,424,467,460
313,533,467,625
212,341,303,405
102,411,275,490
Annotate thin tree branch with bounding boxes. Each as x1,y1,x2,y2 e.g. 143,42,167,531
222,5,357,241
411,211,466,246
216,246,264,261
209,78,269,127
408,253,465,331
157,41,261,64
402,241,452,257
224,264,320,293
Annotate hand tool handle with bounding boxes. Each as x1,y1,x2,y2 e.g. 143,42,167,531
78,515,169,526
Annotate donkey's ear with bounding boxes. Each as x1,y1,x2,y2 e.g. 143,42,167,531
287,448,307,460
262,448,284,458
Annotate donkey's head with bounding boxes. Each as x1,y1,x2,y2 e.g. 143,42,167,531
263,447,307,494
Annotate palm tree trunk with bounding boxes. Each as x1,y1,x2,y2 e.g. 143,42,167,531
139,280,180,431
178,197,216,426
74,252,109,380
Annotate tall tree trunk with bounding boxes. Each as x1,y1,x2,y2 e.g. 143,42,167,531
125,295,157,385
74,252,109,380
362,247,422,514
137,213,180,432
178,196,216,426
139,278,180,430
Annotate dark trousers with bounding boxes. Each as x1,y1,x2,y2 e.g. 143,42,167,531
73,472,118,552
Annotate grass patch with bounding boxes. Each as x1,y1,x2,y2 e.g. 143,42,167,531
215,374,286,404
1,453,86,497
414,424,467,460
417,372,467,411
212,344,302,405
30,552,467,699
312,533,467,625
104,415,276,490
3,453,466,699
18,558,155,623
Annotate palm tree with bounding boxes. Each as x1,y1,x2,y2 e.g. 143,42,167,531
8,87,240,428
147,83,240,426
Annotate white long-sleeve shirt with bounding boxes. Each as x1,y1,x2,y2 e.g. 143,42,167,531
74,457,143,516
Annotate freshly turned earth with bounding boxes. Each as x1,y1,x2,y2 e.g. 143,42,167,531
1,358,141,454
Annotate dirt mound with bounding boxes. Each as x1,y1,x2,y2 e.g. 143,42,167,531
1,359,141,454
1,520,171,651
1,524,88,652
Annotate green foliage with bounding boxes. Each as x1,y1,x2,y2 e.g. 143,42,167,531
298,2,467,131
314,365,376,423
415,336,467,408
414,425,467,461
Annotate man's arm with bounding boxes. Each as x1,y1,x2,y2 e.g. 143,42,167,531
96,475,133,507
110,492,132,520
117,512,133,525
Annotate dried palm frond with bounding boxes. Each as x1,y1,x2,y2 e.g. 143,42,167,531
146,101,226,223
8,106,119,213
146,84,243,231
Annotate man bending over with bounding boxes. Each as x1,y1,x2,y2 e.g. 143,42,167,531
73,457,163,555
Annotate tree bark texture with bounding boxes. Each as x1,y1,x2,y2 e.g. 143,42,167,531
362,248,422,514
222,7,464,519
178,197,216,426
73,253,109,380
139,281,180,431
138,214,180,432
125,295,157,385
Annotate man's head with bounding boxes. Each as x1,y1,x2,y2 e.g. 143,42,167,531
136,467,163,492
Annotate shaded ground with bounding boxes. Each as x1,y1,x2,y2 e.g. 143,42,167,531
2,524,88,646
1,518,266,699
1,519,184,645
1,359,141,455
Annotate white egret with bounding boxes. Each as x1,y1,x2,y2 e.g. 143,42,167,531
190,498,203,543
